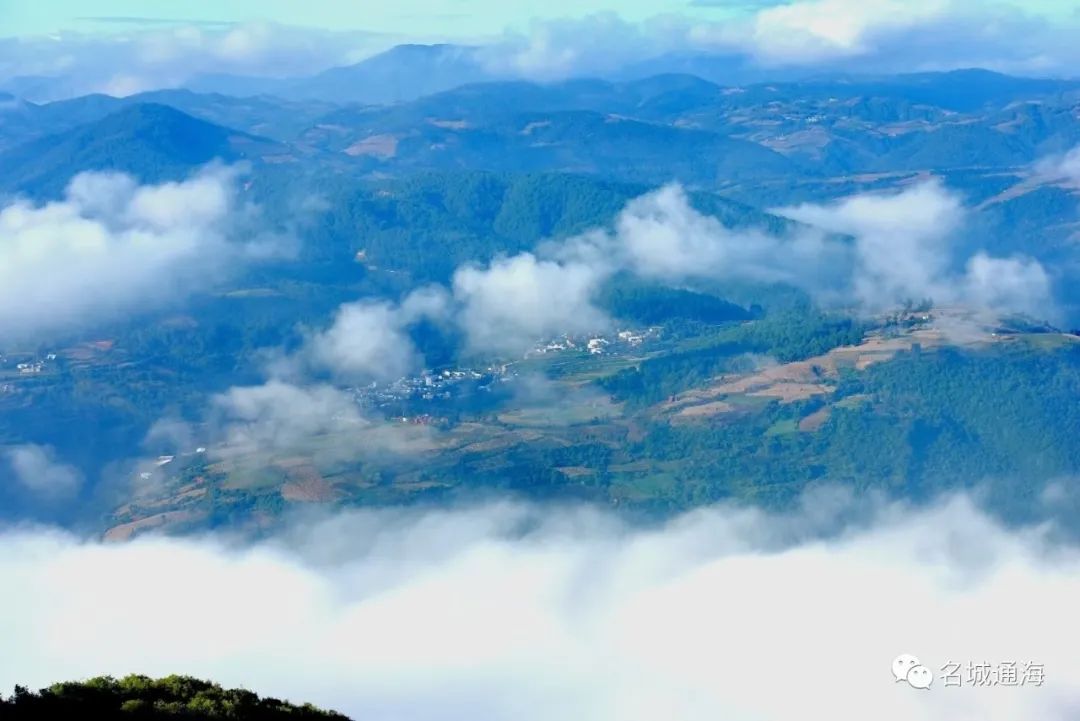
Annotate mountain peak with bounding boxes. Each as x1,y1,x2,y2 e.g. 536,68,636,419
284,43,490,104
0,103,279,197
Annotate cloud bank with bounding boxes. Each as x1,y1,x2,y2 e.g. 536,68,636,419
491,2,1080,78
566,183,845,287
2,492,1080,720
0,23,395,100
775,180,1056,317
453,253,611,355
6,2,1080,100
0,166,286,340
1,444,82,500
560,180,1055,321
210,381,368,457
1035,145,1080,188
306,301,423,383
300,178,1058,372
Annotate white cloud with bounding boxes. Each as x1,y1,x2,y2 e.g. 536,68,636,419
775,180,1056,316
556,180,1051,318
777,179,963,242
300,235,614,363
779,179,961,306
607,183,845,286
305,178,1056,367
298,285,451,381
962,253,1053,319
207,378,438,465
2,493,1080,720
453,253,611,355
743,0,950,64
477,14,683,81
685,1,1080,74
0,165,284,340
1,444,82,499
477,3,1080,79
143,418,197,454
1035,145,1080,187
210,381,368,458
0,23,396,100
307,301,422,383
8,4,1080,100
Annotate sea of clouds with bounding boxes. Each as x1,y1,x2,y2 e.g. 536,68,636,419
2,489,1080,720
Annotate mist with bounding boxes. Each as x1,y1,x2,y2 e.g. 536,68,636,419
0,165,291,341
2,491,1079,720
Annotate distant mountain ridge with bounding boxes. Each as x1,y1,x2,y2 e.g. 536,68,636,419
0,103,286,196
178,42,1080,109
186,43,492,104
6,39,1080,107
2,65,1080,251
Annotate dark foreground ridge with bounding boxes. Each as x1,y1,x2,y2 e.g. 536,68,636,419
0,675,350,720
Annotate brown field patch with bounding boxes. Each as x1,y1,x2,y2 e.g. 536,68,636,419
658,330,940,415
854,352,896,370
344,134,399,158
427,118,470,129
113,485,207,518
798,407,832,431
556,466,597,478
674,400,736,419
609,460,652,473
277,459,338,502
749,382,835,403
104,510,202,542
281,479,338,502
459,434,520,453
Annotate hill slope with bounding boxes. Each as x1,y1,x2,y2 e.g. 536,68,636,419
0,104,288,197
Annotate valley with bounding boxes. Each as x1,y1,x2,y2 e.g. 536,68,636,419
2,59,1080,539
99,305,1080,538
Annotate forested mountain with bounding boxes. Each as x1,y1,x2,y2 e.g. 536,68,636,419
0,104,289,196
1,59,1079,536
187,43,492,104
6,69,1080,198
6,1,1080,714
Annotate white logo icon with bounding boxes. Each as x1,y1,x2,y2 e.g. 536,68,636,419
892,654,934,689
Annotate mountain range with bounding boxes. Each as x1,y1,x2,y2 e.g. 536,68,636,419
5,66,1080,187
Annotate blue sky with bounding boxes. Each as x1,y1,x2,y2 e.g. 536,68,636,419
4,0,1080,97
4,0,737,38
2,0,1073,39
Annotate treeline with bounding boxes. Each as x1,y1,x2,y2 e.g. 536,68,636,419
596,276,755,326
288,171,639,278
113,338,1080,527
426,341,1080,516
257,169,787,283
600,311,866,406
0,675,348,720
613,343,1080,511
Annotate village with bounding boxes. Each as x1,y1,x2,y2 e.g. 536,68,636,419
348,326,660,411
0,352,57,376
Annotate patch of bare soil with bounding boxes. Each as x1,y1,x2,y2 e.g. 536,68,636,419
556,466,597,478
104,510,202,542
798,406,832,431
344,134,399,158
674,400,736,419
660,331,926,417
277,459,339,503
750,382,836,403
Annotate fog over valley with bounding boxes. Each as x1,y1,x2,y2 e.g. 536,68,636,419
3,1,1080,718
